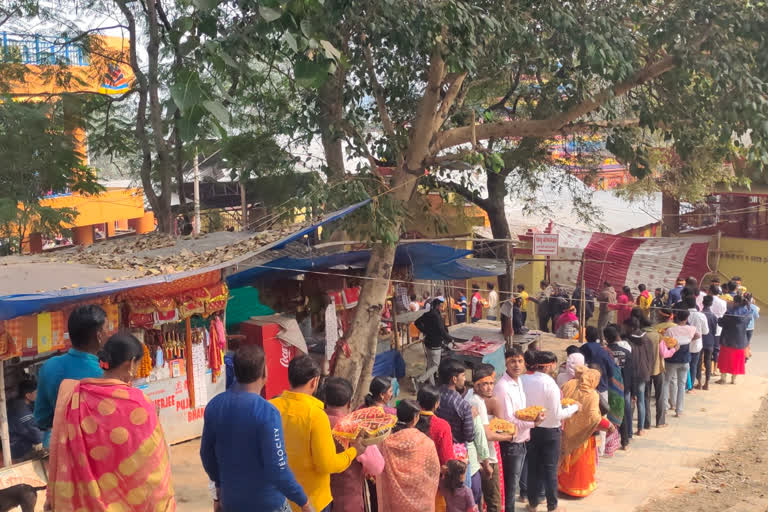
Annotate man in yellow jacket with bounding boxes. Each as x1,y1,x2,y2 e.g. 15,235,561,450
271,355,365,512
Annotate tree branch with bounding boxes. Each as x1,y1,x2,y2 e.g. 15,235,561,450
433,72,467,132
404,46,446,173
432,41,704,154
436,178,491,211
363,44,396,139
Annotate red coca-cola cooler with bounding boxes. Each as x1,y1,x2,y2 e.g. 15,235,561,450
239,320,298,399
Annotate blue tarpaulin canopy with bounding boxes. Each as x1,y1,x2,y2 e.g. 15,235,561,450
226,242,504,288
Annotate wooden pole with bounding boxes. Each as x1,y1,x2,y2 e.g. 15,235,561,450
240,182,247,230
0,362,12,467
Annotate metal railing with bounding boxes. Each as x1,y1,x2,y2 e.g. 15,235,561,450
1,32,89,66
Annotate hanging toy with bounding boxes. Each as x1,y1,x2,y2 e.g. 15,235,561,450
155,346,164,368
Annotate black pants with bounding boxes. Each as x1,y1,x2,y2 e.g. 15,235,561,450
527,427,561,511
699,348,713,383
537,315,552,333
713,336,721,363
521,311,528,326
644,373,666,428
500,442,526,512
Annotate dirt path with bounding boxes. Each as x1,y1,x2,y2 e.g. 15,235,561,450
638,395,768,512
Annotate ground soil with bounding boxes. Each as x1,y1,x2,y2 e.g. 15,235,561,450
638,395,768,512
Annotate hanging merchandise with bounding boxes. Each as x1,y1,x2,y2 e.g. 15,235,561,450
191,337,208,407
155,346,164,368
136,343,152,379
325,297,339,361
342,287,361,309
208,316,223,382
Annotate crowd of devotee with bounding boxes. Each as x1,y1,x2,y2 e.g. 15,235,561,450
19,274,757,511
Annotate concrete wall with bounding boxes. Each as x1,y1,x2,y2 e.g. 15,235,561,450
718,237,768,305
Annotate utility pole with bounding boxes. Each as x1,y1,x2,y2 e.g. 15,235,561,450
240,182,247,230
193,149,201,235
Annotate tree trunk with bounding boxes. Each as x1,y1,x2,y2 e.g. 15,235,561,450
334,170,418,404
318,68,346,180
662,192,680,236
486,172,513,301
333,242,397,404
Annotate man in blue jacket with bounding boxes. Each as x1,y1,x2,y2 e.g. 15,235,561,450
201,345,311,512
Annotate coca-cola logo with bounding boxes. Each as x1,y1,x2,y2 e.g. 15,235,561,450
280,342,291,368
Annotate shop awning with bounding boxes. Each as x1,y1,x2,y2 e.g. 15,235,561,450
0,199,372,320
226,242,507,288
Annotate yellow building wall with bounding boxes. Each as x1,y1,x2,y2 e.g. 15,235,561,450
718,237,768,305
41,188,145,228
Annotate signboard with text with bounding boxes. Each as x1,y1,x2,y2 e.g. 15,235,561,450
138,373,225,445
533,233,559,256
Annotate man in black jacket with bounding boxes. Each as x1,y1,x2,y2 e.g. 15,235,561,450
413,299,456,387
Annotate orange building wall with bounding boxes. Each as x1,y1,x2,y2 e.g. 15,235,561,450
41,189,145,228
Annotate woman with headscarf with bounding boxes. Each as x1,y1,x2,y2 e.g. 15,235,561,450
555,305,580,339
557,366,611,497
556,352,586,388
377,400,441,512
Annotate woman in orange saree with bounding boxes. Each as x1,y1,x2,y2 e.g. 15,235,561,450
48,333,175,512
557,366,610,498
377,400,440,512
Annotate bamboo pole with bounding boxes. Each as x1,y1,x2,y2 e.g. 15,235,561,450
0,362,12,467
579,252,586,343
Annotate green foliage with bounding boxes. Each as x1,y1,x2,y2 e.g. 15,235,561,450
0,101,102,251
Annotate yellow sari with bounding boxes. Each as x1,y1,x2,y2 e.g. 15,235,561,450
558,367,602,498
48,378,175,512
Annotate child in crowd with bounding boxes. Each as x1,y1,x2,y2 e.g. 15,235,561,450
439,459,478,512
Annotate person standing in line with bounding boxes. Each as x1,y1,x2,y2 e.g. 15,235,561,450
700,295,719,390
487,283,500,321
410,294,421,312
34,305,107,448
416,384,456,465
436,358,475,446
707,284,728,375
732,276,748,295
201,346,311,512
471,284,484,323
271,356,363,512
624,316,655,437
362,376,396,413
414,299,457,388
745,293,760,346
571,285,595,325
516,285,529,326
596,282,617,337
377,400,441,512
684,295,709,390
667,278,686,306
609,286,634,326
636,284,653,320
529,280,553,333
466,364,514,512
605,325,634,450
325,377,385,512
523,352,579,512
664,310,700,418
643,309,677,429
494,348,544,512
440,459,480,512
717,295,752,384
651,288,666,324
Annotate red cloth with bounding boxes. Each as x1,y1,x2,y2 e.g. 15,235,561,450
718,345,746,375
472,292,483,319
426,414,455,465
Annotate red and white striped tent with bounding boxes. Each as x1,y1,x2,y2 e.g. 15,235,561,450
549,225,712,292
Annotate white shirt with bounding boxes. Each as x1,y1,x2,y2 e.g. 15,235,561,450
465,389,497,463
710,295,727,336
488,290,499,316
493,373,535,443
687,308,710,353
522,372,578,429
695,291,706,311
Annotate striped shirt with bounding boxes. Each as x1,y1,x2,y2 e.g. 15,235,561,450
436,386,474,444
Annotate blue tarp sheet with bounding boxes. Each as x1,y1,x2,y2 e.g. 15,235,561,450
270,199,371,250
226,242,501,288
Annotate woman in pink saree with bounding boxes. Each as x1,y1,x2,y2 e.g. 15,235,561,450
377,400,440,512
48,333,175,511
